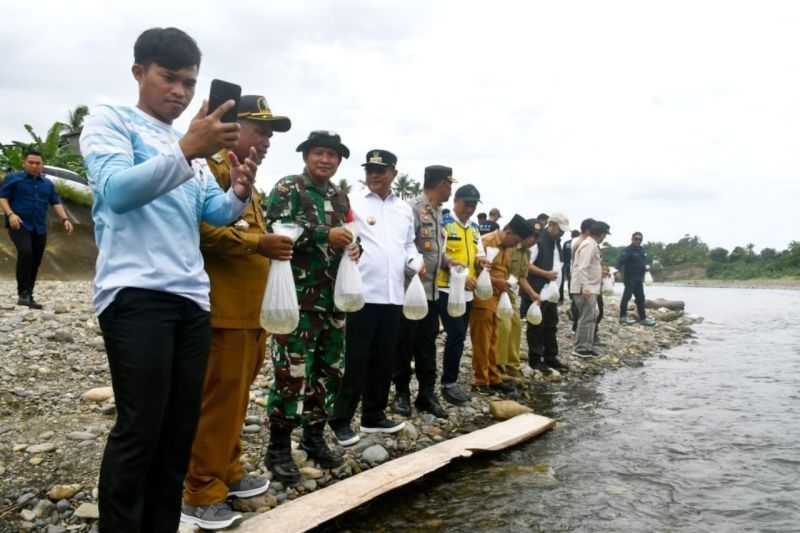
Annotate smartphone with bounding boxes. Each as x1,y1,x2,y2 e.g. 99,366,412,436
208,79,241,123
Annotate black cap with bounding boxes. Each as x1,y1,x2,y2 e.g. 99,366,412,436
454,184,481,203
507,214,535,239
361,149,397,167
296,130,350,159
237,95,291,132
423,165,457,188
526,218,543,235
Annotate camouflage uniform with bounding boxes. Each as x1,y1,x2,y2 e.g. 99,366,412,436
264,172,351,429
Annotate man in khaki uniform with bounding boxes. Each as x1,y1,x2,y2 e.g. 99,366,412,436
182,96,294,530
497,220,541,378
469,215,534,395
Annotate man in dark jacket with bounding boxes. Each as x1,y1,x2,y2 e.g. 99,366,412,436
521,212,570,374
615,231,655,326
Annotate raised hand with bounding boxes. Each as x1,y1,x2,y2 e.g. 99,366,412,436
229,147,257,201
179,100,241,160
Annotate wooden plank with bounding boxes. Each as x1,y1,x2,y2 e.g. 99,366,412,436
240,413,555,533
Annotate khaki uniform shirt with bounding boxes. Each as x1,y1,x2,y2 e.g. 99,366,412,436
200,149,269,329
508,242,531,305
472,230,513,312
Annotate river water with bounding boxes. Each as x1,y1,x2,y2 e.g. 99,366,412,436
329,285,800,532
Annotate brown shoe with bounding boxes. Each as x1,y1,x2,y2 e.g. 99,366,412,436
505,367,524,379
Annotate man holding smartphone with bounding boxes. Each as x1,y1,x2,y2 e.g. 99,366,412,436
80,27,255,532
181,95,293,530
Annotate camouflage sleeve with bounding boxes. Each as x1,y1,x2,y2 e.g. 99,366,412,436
264,177,298,230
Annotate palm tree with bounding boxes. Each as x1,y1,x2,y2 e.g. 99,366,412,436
393,173,417,199
0,122,86,176
337,178,352,194
63,105,89,134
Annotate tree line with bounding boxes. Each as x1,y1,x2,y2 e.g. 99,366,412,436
601,235,800,280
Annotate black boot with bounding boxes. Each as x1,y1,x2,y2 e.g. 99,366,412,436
392,391,412,417
16,291,31,307
299,423,343,469
27,294,43,310
415,393,449,419
544,355,569,372
265,427,301,484
530,355,553,375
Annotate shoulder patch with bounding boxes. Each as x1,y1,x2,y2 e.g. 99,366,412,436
442,212,455,224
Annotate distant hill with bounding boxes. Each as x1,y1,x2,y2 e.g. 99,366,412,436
0,200,97,280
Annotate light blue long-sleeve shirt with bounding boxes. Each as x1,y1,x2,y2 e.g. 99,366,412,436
80,104,248,314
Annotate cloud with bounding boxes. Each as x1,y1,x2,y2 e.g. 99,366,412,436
3,0,800,251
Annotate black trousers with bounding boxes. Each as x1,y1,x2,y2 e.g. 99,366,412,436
523,299,559,362
97,288,211,533
620,280,647,320
8,228,47,297
393,299,439,399
435,293,472,386
331,304,402,427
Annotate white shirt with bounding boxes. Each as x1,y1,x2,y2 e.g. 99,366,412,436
351,190,418,305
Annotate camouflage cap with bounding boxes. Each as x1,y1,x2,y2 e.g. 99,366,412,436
296,130,350,159
237,95,291,132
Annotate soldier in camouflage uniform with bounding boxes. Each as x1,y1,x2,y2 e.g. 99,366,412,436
263,130,357,484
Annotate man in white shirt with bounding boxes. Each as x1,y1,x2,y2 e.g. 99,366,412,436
570,221,611,357
329,149,416,446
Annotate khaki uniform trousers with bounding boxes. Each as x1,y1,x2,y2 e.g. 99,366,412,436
469,307,502,387
184,328,267,505
497,303,522,371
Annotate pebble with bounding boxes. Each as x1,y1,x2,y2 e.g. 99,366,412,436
302,479,317,491
53,329,74,343
56,499,72,512
53,303,69,314
29,457,44,465
47,526,67,533
28,442,57,454
19,509,36,522
82,387,114,402
361,444,390,465
244,415,262,425
100,403,116,415
291,449,308,465
242,424,262,434
17,492,36,505
421,413,436,426
47,483,83,501
67,431,96,441
299,466,324,479
74,502,100,519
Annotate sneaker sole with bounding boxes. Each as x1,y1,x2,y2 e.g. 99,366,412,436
361,421,405,434
180,512,243,530
228,480,269,499
335,434,360,447
571,350,597,358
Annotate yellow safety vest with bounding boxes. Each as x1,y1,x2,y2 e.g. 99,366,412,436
436,216,480,288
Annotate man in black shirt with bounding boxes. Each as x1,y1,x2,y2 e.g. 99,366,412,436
478,207,501,235
615,231,655,326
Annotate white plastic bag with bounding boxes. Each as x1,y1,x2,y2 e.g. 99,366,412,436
447,266,467,317
526,301,542,324
602,276,614,296
497,291,513,320
403,276,428,320
541,281,559,303
474,247,499,301
334,223,364,312
644,271,654,286
508,274,519,294
259,222,304,334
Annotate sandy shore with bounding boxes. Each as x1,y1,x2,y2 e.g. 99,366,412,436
0,281,699,531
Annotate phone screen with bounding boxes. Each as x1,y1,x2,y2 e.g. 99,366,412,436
208,79,242,123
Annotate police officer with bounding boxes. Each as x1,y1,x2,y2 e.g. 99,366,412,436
392,165,457,419
263,131,358,484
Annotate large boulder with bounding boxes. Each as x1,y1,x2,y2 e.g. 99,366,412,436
645,298,685,311
489,400,533,420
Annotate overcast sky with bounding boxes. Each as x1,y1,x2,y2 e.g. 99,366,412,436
3,0,799,251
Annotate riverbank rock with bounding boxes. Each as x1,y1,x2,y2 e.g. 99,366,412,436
361,445,390,465
74,502,99,519
47,483,82,501
489,400,533,420
82,387,113,402
645,298,685,311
